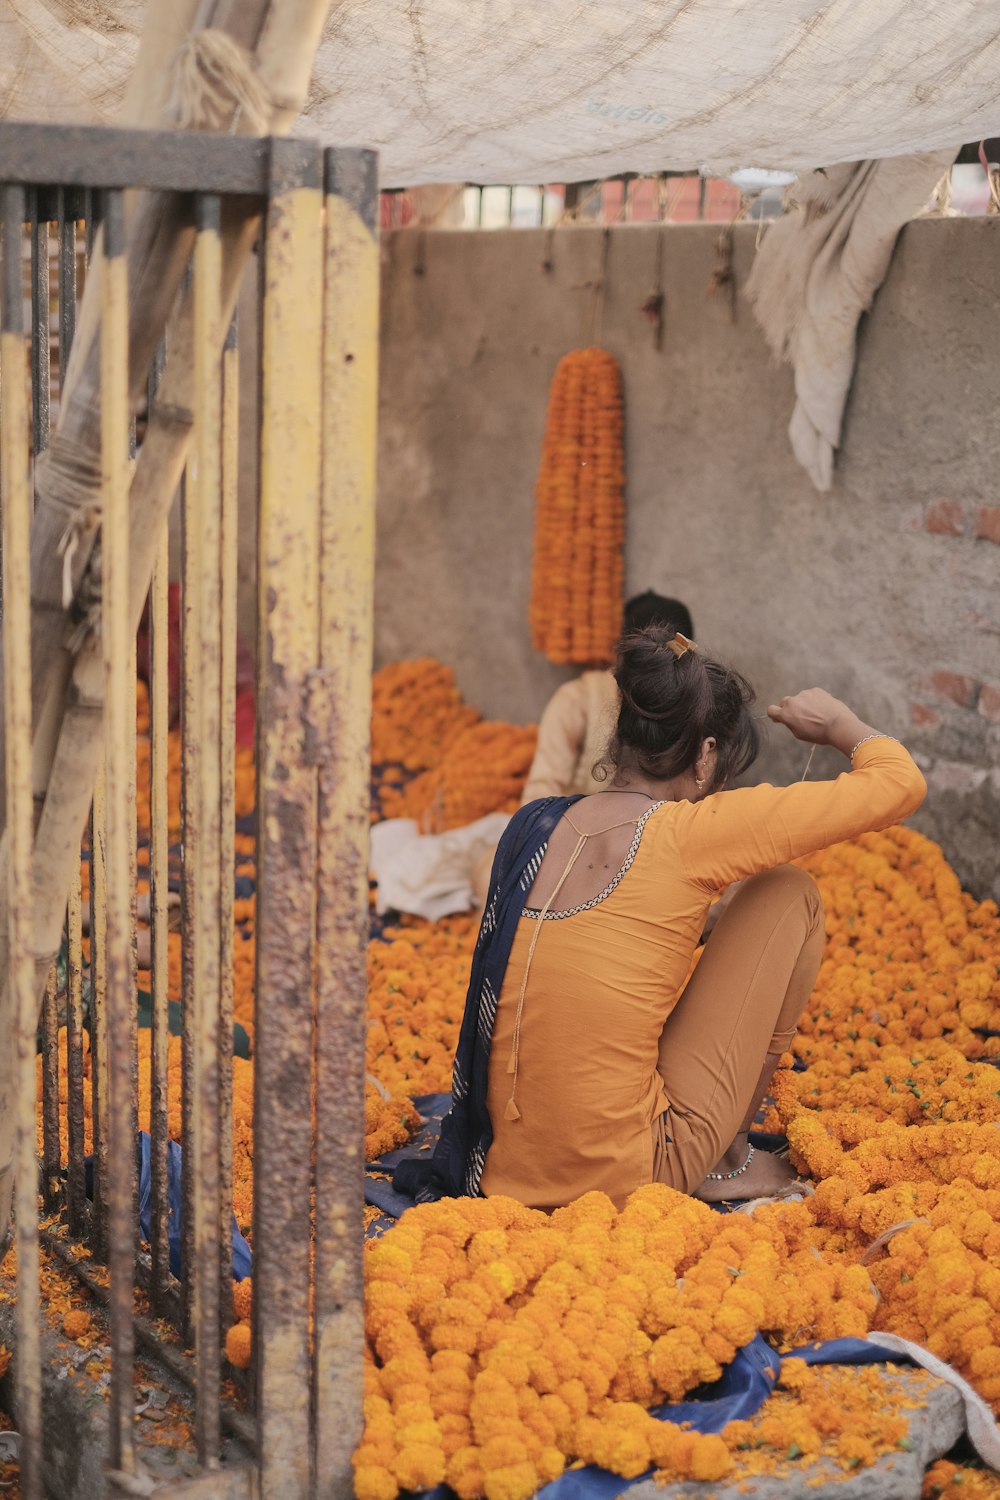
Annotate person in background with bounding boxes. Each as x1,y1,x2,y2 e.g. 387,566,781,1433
471,593,693,908
521,592,694,802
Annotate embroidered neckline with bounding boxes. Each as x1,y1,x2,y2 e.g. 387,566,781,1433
521,801,666,920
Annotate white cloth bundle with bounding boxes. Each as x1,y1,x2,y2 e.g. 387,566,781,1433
370,813,511,922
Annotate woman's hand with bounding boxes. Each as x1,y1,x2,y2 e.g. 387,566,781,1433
767,689,876,757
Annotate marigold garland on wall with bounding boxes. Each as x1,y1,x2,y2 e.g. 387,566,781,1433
529,349,625,666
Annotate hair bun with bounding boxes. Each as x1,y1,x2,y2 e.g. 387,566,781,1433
605,626,759,792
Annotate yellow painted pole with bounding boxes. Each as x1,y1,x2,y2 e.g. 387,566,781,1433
1,182,44,1500
313,148,379,1500
191,192,224,1468
253,139,323,1500
100,186,137,1479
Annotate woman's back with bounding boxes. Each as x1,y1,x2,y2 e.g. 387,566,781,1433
481,795,707,1208
522,789,659,913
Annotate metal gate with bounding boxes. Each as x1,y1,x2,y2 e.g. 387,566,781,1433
0,120,377,1498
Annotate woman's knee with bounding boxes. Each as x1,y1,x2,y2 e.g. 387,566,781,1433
738,865,823,922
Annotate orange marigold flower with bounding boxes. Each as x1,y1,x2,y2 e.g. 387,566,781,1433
61,1308,92,1342
225,1321,252,1370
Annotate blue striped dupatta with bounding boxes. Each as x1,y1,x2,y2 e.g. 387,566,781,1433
393,795,582,1204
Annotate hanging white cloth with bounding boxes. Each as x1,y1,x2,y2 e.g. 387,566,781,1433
744,152,956,490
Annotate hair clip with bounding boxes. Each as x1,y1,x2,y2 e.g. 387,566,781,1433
666,632,697,658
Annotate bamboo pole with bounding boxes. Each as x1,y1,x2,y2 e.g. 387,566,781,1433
0,0,336,1245
5,0,276,838
0,0,273,846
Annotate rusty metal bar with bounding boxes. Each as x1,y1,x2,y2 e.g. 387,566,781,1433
30,202,50,456
148,353,171,1314
56,191,76,389
253,138,324,1500
218,311,239,1347
128,624,139,1155
312,147,379,1500
58,193,86,1247
100,185,137,1477
0,121,273,196
90,735,109,1262
40,961,61,1210
189,190,224,1469
2,181,43,1500
84,188,98,264
65,878,87,1235
180,452,196,1334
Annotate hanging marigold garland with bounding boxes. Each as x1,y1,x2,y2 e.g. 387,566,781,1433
529,349,625,666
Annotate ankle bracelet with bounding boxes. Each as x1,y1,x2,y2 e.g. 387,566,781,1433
705,1143,755,1181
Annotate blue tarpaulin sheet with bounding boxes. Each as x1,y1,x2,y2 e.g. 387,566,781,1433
365,1096,916,1500
136,1131,252,1282
416,1337,909,1500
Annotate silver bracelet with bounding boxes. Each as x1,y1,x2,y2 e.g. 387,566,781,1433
850,733,900,762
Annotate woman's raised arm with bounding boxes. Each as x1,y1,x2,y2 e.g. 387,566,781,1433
676,690,927,890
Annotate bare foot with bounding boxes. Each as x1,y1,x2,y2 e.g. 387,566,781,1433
693,1148,803,1204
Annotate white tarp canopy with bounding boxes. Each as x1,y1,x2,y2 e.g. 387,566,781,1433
2,0,999,186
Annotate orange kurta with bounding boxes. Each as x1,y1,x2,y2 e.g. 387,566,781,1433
480,738,926,1209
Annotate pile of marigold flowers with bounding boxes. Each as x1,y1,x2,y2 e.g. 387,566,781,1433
353,1185,903,1500
924,1459,1000,1497
372,658,480,773
344,796,1000,1498
45,659,1000,1495
529,349,625,666
366,915,476,1100
380,723,538,831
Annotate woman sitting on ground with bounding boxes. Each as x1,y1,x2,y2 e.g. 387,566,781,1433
397,627,926,1208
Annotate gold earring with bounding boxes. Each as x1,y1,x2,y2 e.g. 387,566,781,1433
695,773,705,789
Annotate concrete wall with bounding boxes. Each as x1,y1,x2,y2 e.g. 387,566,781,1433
374,219,1000,900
